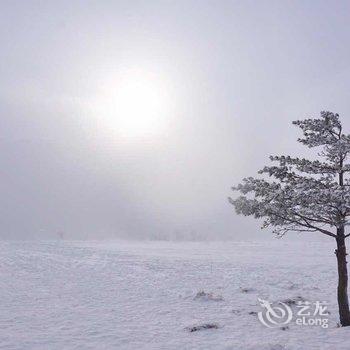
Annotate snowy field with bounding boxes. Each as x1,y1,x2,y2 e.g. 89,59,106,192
1,239,350,350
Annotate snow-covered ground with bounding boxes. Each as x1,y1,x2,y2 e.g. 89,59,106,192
1,239,350,350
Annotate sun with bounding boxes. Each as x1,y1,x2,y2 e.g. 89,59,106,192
93,70,170,139
114,78,164,137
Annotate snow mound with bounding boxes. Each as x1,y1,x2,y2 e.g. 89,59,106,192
193,290,224,301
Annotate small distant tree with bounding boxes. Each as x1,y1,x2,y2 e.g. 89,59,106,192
229,112,350,326
57,231,65,240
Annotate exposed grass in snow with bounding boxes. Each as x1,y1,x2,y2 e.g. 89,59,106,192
185,323,220,332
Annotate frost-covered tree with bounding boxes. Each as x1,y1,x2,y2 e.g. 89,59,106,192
229,112,350,326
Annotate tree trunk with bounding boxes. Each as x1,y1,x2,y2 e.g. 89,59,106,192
335,229,350,326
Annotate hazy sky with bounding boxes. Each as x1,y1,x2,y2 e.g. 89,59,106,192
1,0,350,240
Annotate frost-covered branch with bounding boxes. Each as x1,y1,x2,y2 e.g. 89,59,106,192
229,111,350,239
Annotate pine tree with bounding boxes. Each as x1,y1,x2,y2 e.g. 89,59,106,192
229,111,350,326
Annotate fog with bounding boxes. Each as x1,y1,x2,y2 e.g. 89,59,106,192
1,0,350,240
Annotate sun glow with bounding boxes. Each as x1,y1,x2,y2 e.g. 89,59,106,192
93,70,171,139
